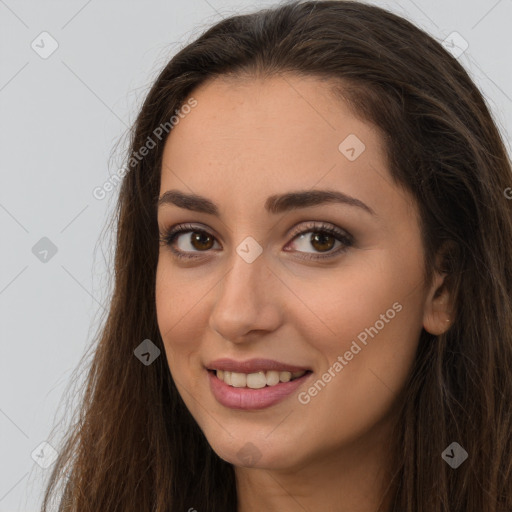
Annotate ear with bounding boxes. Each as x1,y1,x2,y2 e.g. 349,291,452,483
422,244,455,336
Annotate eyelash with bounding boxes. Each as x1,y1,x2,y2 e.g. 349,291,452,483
158,221,354,261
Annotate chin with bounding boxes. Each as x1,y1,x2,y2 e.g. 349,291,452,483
206,431,307,471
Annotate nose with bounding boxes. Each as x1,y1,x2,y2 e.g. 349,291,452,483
208,248,282,343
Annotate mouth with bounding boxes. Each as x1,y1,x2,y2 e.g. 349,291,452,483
207,368,311,389
206,368,314,410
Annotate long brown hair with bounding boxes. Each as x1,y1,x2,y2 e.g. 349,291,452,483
40,1,512,510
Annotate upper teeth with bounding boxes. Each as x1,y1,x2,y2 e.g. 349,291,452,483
216,370,307,388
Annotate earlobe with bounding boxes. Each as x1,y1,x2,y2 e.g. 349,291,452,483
423,284,452,335
422,253,454,336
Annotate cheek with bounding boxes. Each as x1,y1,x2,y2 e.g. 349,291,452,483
291,304,422,453
155,262,205,365
287,254,411,348
292,253,425,435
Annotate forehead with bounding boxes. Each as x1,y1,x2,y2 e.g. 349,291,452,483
168,75,371,144
162,75,384,181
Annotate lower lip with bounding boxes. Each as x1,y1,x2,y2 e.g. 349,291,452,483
207,369,312,410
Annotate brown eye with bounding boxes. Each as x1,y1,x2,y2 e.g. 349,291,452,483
309,232,336,252
188,231,215,251
160,225,220,259
285,222,353,261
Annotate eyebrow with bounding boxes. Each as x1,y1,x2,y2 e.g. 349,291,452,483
157,189,376,216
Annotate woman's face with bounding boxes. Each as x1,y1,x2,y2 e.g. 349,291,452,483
155,74,443,470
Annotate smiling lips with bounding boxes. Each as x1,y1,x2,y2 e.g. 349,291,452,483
206,357,313,409
206,357,311,389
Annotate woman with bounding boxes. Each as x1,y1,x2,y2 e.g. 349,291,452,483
40,1,512,511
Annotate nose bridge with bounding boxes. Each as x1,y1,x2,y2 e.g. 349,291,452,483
220,217,268,292
208,242,281,340
216,244,268,312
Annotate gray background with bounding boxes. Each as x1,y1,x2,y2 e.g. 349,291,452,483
0,0,511,510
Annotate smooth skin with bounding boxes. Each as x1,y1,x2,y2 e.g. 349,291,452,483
155,74,453,512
